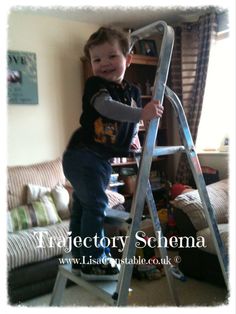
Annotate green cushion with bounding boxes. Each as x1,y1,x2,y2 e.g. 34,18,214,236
7,195,61,232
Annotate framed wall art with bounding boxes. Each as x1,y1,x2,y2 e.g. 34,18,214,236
7,50,38,104
139,39,158,57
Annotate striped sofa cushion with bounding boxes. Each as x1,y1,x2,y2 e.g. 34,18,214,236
7,220,69,271
172,179,228,231
7,158,66,210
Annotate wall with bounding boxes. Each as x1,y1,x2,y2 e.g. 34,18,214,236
7,13,99,166
198,153,228,180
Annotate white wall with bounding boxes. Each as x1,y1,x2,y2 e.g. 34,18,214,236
7,12,99,166
198,153,228,180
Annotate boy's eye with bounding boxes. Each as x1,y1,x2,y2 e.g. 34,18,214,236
109,54,117,59
93,58,100,63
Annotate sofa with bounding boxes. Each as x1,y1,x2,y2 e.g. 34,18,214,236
7,158,126,304
171,179,228,287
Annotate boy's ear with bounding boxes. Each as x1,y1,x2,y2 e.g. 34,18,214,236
126,53,132,68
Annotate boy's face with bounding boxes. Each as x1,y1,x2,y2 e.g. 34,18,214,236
89,41,132,84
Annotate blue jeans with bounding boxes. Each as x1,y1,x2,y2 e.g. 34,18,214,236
62,147,112,262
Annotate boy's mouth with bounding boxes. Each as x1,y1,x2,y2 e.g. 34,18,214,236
102,69,115,74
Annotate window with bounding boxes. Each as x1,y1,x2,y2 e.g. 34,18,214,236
196,33,231,152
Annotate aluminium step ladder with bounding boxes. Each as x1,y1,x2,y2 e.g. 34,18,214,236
50,20,228,307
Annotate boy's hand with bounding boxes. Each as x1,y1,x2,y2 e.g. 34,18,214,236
140,100,164,121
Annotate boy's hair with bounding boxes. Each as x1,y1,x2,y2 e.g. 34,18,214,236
84,27,130,60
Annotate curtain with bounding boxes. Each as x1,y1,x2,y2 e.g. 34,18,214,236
169,13,218,184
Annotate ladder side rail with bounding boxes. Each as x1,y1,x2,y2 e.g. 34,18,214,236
115,123,158,306
50,269,68,306
146,180,180,305
114,175,149,305
165,86,228,286
50,246,72,305
130,21,174,103
136,157,180,306
116,22,175,306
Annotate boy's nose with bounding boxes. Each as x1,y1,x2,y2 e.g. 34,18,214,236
101,58,110,66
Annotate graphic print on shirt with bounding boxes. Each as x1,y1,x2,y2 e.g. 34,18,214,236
94,117,118,144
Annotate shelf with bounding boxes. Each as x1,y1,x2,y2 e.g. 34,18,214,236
141,95,152,99
111,160,137,167
111,156,166,167
131,54,158,66
197,150,229,155
139,126,167,132
109,181,125,188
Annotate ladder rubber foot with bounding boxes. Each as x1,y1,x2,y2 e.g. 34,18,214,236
112,292,118,300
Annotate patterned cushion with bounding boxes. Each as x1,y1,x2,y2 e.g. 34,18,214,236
26,184,123,219
27,184,70,220
7,195,61,232
172,179,228,231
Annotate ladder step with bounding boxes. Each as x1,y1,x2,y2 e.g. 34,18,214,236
153,145,185,157
105,208,130,225
131,145,185,157
59,264,117,305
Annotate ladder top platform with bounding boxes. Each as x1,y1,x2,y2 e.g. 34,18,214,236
130,145,185,157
